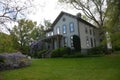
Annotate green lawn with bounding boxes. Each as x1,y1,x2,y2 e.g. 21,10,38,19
0,54,120,80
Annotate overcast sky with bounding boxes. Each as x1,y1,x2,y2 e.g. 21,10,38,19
27,0,80,24
1,0,80,33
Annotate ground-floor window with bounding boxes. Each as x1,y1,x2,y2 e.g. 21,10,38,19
90,38,93,48
70,36,74,47
94,38,96,47
86,36,89,47
63,37,67,47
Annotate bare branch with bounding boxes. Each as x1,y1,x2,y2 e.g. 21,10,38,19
59,0,107,28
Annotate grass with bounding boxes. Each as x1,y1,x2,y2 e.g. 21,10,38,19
0,54,120,80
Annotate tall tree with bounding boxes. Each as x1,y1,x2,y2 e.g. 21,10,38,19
12,19,37,54
0,32,16,53
59,0,107,28
43,20,52,30
0,0,33,30
105,0,120,50
30,25,45,41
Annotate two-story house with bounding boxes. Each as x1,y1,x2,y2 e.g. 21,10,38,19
44,11,100,53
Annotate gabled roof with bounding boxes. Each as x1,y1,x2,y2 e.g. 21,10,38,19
45,11,96,32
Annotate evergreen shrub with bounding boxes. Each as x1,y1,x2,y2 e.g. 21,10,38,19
37,50,48,58
51,47,71,58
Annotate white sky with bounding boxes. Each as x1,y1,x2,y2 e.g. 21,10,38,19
1,0,80,33
27,0,80,25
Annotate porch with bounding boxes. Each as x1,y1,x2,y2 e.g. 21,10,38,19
44,34,63,50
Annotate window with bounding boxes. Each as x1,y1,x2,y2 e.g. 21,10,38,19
51,32,53,36
93,29,95,36
70,36,73,47
85,27,88,34
63,37,67,47
69,22,74,32
90,29,92,35
86,36,89,47
90,38,93,47
94,38,96,47
63,18,66,21
62,25,67,34
48,33,50,37
57,27,60,34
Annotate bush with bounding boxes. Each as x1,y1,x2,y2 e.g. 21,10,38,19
88,46,105,55
0,52,31,71
60,47,71,55
62,52,85,58
51,47,71,58
51,48,61,58
37,50,48,58
0,57,4,63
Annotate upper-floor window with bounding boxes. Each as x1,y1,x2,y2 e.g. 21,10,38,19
62,25,67,34
57,27,60,34
69,22,74,32
94,38,96,47
90,29,92,35
63,18,66,22
93,29,95,36
85,27,88,34
47,33,50,37
51,32,53,36
90,38,93,47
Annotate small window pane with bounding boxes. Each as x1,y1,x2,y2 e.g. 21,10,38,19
90,38,93,47
48,33,50,36
70,22,74,32
51,32,53,36
90,29,92,35
85,27,88,34
86,36,89,47
70,36,73,47
63,25,67,34
57,27,60,34
64,37,67,47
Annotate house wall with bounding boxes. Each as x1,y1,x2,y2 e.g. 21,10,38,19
53,14,79,49
78,22,100,53
45,13,100,53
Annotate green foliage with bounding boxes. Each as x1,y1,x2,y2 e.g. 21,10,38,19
88,46,105,55
1,55,120,80
73,35,81,51
51,47,71,58
62,52,84,58
105,0,120,50
37,50,48,58
51,48,62,58
30,26,45,41
60,47,71,55
0,32,17,53
43,20,52,30
11,19,42,54
0,58,4,63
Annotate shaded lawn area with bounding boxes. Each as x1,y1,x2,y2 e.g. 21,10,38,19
0,54,120,80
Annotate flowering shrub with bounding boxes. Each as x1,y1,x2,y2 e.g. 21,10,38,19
0,52,31,71
30,40,45,56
